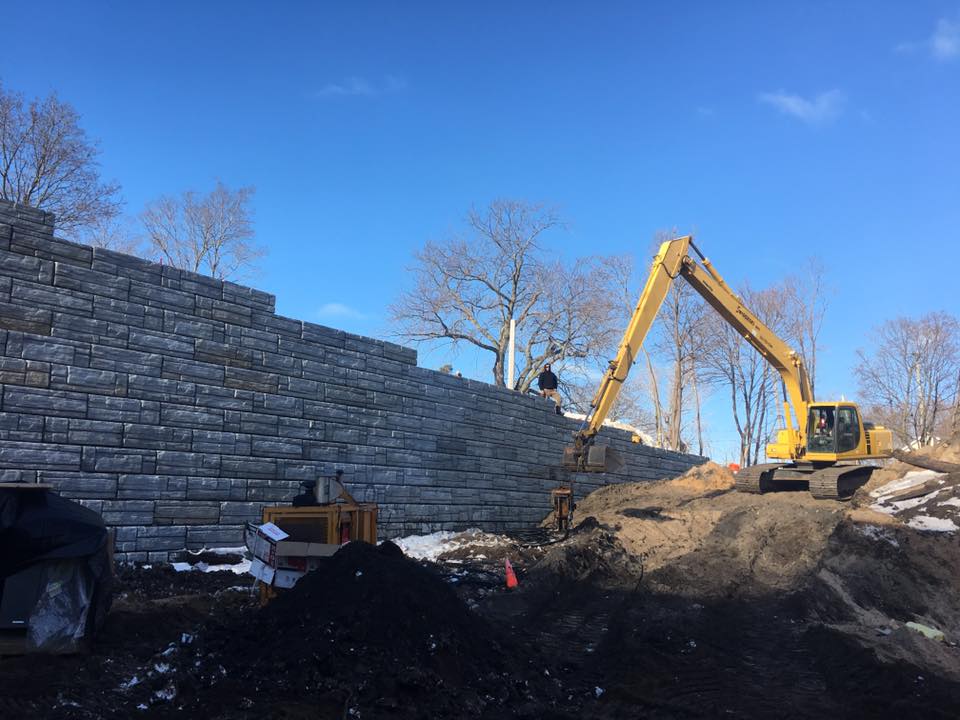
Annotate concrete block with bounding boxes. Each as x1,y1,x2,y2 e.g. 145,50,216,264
129,328,194,358
155,502,220,525
185,525,244,548
224,366,279,393
63,366,125,395
196,297,252,326
68,419,123,446
302,322,345,348
156,450,221,477
195,338,254,368
251,436,303,458
12,280,92,315
87,395,144,423
193,429,250,455
219,501,262,524
164,357,226,385
82,448,151,474
186,477,247,500
249,307,297,332
101,500,154,525
128,375,196,403
0,300,53,335
129,283,195,313
117,474,168,499
256,393,302,417
164,314,218,340
54,263,130,301
220,455,277,478
0,441,81,470
160,403,224,430
90,345,162,375
39,472,118,498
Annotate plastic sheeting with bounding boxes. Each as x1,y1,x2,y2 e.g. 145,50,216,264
0,487,113,653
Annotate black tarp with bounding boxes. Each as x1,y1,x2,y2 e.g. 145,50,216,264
0,487,113,652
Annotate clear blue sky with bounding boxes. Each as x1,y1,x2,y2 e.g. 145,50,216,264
3,2,959,460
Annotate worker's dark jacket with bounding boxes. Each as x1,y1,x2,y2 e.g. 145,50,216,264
537,370,558,391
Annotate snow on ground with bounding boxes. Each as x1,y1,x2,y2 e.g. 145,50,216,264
856,524,900,547
869,470,958,533
170,547,251,574
870,470,946,500
391,528,510,562
907,516,960,532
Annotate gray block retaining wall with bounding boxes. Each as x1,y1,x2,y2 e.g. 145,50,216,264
0,199,705,561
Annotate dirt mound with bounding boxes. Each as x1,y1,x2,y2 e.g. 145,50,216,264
667,461,735,492
569,469,843,597
117,541,573,719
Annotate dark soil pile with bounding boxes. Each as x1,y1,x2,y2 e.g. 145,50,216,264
126,541,575,720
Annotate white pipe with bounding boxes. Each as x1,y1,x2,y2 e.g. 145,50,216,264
507,318,516,390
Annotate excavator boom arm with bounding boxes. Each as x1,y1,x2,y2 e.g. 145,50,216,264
571,236,813,464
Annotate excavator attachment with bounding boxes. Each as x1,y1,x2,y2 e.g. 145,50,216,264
561,443,625,474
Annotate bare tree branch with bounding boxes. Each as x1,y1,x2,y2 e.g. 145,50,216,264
855,312,960,447
140,182,264,281
0,82,121,238
389,199,623,387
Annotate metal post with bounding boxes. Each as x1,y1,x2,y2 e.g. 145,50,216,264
507,318,516,390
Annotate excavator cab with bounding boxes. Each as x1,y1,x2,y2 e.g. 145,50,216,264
806,405,862,454
804,403,892,461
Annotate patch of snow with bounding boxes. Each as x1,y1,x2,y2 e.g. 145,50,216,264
907,516,959,533
391,528,509,562
153,685,177,701
191,546,247,556
594,686,605,698
856,525,900,547
136,704,148,711
169,558,251,575
871,470,946,500
153,662,171,674
938,497,960,508
120,675,141,689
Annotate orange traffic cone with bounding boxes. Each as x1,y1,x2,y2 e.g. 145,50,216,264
505,557,519,589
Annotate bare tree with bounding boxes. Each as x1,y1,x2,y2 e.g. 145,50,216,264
561,362,657,434
701,283,789,466
141,182,263,280
390,200,622,387
0,82,121,237
855,312,960,447
651,266,708,452
85,214,141,255
783,258,829,396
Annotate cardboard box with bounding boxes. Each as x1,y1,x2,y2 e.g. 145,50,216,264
245,521,342,590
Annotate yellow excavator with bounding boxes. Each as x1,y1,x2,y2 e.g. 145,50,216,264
561,236,893,499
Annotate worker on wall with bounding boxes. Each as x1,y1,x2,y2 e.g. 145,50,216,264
538,363,562,415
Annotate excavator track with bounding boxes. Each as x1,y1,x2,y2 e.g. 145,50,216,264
806,465,874,500
734,463,780,494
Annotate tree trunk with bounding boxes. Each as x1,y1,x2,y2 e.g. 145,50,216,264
644,348,664,448
692,365,704,456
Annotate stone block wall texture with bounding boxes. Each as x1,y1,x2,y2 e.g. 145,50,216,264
0,199,705,561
